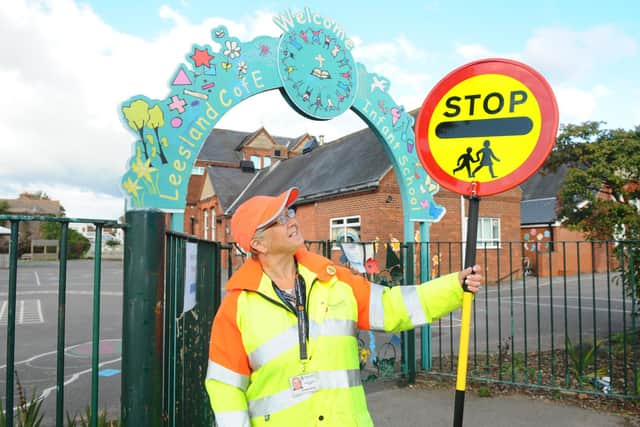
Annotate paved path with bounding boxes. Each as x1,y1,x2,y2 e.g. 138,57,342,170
367,386,637,427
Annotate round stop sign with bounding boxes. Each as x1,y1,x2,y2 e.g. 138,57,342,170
415,58,559,197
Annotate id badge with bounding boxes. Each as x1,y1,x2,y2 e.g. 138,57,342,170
289,373,319,396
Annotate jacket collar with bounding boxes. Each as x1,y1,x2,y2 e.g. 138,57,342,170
226,247,337,292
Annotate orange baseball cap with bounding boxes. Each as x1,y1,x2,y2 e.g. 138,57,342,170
231,187,299,252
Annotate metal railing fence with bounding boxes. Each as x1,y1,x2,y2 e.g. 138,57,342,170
163,231,231,426
423,239,639,399
5,209,637,427
0,214,124,426
294,239,640,399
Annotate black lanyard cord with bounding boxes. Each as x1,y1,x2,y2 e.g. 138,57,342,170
294,274,308,360
271,273,308,361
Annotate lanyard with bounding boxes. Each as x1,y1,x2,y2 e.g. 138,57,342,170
272,273,308,361
294,274,308,360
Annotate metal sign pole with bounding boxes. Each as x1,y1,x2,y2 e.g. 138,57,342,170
453,195,480,427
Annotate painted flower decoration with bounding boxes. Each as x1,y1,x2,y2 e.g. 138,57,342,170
131,158,157,183
224,40,241,59
359,347,370,364
237,61,248,75
123,178,142,198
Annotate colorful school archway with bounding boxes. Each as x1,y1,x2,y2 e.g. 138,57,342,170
119,6,445,241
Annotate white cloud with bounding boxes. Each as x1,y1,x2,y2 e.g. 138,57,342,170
0,0,435,218
13,1,635,220
455,43,495,60
454,42,522,63
354,35,428,64
364,63,432,110
523,25,637,82
554,85,609,125
0,1,290,217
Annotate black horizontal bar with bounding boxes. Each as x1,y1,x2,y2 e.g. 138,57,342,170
435,117,533,139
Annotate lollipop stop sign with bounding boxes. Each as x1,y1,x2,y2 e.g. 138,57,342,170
415,58,558,427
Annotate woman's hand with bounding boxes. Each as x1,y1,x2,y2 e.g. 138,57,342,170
458,265,482,293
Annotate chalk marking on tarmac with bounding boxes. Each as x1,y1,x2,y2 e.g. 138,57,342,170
38,357,121,400
7,357,121,413
0,338,121,370
34,271,41,287
0,290,123,297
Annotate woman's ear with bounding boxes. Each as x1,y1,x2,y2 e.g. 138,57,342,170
250,236,267,255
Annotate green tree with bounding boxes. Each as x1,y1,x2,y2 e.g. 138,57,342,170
122,99,153,164
544,121,640,240
0,200,8,227
40,223,91,259
545,121,640,303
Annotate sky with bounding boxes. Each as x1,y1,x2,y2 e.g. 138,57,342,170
1,0,638,219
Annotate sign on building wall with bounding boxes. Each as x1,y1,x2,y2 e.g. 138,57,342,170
120,7,446,227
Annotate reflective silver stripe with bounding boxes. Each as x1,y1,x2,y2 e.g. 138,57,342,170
249,320,357,369
399,286,428,326
206,360,250,391
214,410,250,427
369,283,386,330
248,369,361,417
317,368,361,389
248,326,298,370
309,318,357,338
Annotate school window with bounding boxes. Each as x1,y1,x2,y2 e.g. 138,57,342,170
263,156,271,168
250,155,261,169
330,216,361,249
465,217,500,248
203,210,209,240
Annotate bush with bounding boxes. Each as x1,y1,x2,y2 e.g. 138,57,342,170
40,222,90,259
105,239,121,248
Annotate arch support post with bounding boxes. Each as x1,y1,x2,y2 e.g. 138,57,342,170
122,209,166,426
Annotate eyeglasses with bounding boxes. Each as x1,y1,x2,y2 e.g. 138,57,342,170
260,208,296,231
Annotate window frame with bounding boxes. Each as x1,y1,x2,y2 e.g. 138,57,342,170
464,216,500,249
330,215,361,250
203,210,209,240
250,155,261,170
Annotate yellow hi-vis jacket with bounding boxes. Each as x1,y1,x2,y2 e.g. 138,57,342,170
206,248,464,426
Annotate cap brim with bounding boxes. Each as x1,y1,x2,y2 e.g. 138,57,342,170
256,187,299,229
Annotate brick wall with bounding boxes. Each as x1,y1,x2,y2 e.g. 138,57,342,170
185,168,524,284
294,171,522,283
521,226,618,277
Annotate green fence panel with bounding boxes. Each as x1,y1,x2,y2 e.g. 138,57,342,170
164,233,220,427
0,214,124,426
